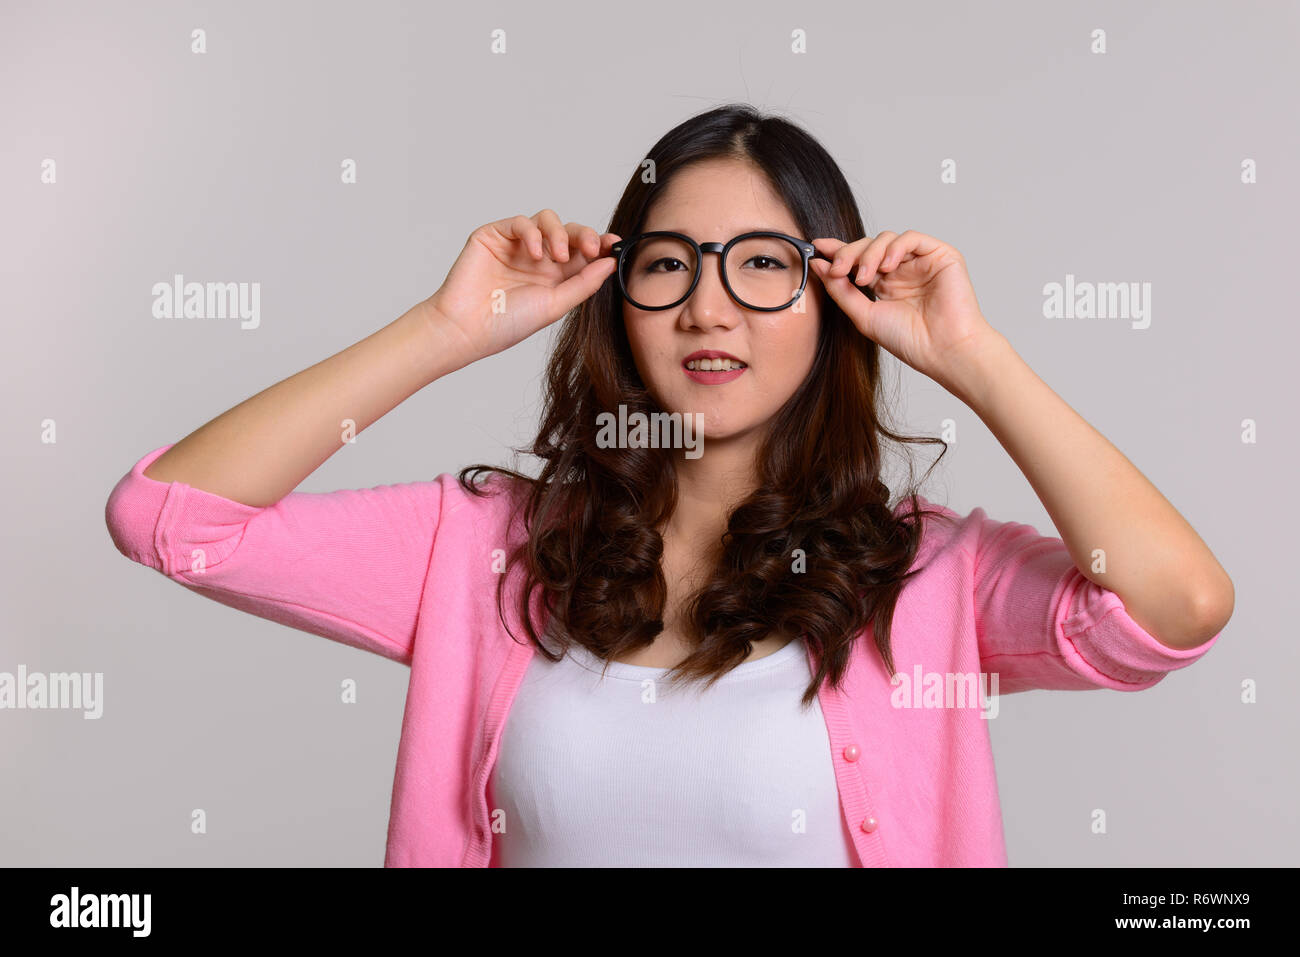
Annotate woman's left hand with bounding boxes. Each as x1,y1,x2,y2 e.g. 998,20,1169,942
809,231,999,389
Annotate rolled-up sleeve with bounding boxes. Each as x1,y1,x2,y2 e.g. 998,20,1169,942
104,443,449,666
964,508,1221,694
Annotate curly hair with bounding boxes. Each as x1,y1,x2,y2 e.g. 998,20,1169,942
458,102,952,709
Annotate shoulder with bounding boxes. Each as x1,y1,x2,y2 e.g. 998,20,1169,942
890,492,992,568
433,469,532,541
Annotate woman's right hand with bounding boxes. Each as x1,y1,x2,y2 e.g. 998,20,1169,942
424,209,621,362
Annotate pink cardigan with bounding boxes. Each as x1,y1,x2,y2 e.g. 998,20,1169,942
104,443,1221,866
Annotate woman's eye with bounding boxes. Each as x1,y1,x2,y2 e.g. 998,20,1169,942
746,256,786,270
647,258,686,273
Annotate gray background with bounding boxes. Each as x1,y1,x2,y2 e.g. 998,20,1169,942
2,0,1295,866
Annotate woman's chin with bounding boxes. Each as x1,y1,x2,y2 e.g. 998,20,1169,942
688,415,766,448
646,395,769,450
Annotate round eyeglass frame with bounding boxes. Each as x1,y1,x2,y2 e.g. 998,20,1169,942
610,229,877,312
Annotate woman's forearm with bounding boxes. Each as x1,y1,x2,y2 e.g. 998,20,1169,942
944,328,1235,650
142,300,471,507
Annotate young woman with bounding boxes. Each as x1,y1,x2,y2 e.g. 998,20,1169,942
106,103,1232,867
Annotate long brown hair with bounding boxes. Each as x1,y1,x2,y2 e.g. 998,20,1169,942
459,102,952,708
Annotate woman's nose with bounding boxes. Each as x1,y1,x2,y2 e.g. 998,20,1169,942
681,260,741,325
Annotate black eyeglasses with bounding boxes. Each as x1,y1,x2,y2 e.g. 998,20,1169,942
611,230,876,312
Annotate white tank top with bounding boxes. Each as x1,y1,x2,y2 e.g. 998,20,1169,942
487,633,859,866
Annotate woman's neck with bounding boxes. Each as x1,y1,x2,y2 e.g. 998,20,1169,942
661,431,760,550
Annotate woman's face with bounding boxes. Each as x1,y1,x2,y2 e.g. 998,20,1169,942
622,158,823,447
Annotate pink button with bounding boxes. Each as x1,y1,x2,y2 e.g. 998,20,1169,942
843,745,860,762
860,816,878,833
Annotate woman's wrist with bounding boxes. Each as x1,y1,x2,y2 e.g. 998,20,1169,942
937,326,1018,412
406,296,480,384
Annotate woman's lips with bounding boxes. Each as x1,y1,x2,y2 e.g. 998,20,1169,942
683,365,747,384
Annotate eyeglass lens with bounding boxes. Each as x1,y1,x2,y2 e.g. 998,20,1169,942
621,234,804,310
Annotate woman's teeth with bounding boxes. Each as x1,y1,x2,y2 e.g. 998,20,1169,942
686,358,747,371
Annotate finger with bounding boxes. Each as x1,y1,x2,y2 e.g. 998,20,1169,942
830,232,895,280
499,215,545,260
878,233,908,272
565,222,602,261
811,237,847,265
533,209,570,263
810,258,880,331
548,256,618,315
829,238,870,278
855,231,899,287
879,230,943,272
811,257,877,300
